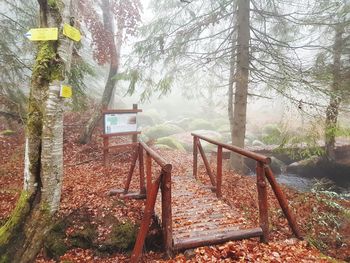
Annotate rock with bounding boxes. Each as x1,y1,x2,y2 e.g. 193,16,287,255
69,223,96,249
43,221,69,260
287,155,322,173
155,137,185,151
110,221,138,251
144,124,184,140
188,119,215,131
154,144,173,150
270,156,287,174
252,140,265,147
171,130,223,152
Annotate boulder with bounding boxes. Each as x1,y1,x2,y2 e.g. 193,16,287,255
252,140,265,147
287,155,322,174
155,137,185,151
270,156,287,174
144,124,184,140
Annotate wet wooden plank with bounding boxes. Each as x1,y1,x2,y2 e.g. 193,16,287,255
155,174,258,251
173,227,263,251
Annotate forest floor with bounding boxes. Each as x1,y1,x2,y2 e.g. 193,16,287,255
1,113,349,263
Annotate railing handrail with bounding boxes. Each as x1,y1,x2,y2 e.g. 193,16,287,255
130,141,173,262
191,133,271,164
139,141,172,172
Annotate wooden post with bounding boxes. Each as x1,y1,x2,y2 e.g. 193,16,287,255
124,147,139,194
217,146,223,198
103,137,109,165
161,168,173,258
197,140,216,187
256,161,269,242
139,144,146,195
146,152,152,195
193,136,198,179
102,113,109,165
265,166,302,239
132,104,138,143
130,176,161,263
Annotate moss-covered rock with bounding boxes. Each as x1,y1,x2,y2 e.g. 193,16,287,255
154,144,173,150
145,124,184,140
99,220,138,252
252,140,266,147
188,119,215,131
156,137,185,151
111,221,137,250
69,223,96,249
43,221,68,260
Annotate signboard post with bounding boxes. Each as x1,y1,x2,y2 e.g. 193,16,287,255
102,104,142,165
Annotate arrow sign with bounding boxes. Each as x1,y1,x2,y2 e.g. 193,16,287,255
63,23,81,42
24,28,58,41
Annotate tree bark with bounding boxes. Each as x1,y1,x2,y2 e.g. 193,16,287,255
325,24,344,162
0,0,74,262
230,0,250,172
79,0,123,144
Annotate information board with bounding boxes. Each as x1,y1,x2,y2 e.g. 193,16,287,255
104,113,137,134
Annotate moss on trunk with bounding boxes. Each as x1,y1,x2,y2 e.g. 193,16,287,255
0,192,30,262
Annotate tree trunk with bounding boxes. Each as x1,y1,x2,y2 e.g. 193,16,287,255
230,0,250,172
325,24,344,161
79,0,123,144
0,0,74,262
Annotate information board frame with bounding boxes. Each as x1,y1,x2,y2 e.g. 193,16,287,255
102,104,142,165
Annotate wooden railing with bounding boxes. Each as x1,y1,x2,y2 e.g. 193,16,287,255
127,141,173,263
192,133,302,242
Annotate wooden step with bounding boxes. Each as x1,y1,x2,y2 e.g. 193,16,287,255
173,227,263,251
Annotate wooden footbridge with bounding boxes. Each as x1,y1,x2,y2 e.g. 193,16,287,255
109,133,302,262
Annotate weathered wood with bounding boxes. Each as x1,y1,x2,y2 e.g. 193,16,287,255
192,133,271,164
217,145,223,198
173,227,263,251
193,136,198,179
256,161,269,242
132,104,138,143
103,142,139,151
120,192,146,199
103,137,108,165
124,147,139,194
102,109,142,114
264,166,303,239
161,170,173,257
197,140,216,186
102,131,141,138
146,152,152,196
130,176,161,263
139,141,171,171
138,145,146,195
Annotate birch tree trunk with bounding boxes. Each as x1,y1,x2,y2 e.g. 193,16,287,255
79,0,123,144
325,24,344,161
0,0,74,262
231,0,250,172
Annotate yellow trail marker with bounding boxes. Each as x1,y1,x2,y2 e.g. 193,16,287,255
24,28,58,41
63,23,81,42
60,85,73,98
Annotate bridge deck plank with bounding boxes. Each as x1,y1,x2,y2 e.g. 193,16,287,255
155,174,262,251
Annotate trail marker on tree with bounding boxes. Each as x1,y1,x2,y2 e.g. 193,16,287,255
63,23,81,42
60,85,73,98
102,104,142,165
24,28,58,41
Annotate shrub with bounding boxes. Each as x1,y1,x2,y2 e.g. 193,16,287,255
189,119,215,131
156,137,185,151
145,124,184,140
